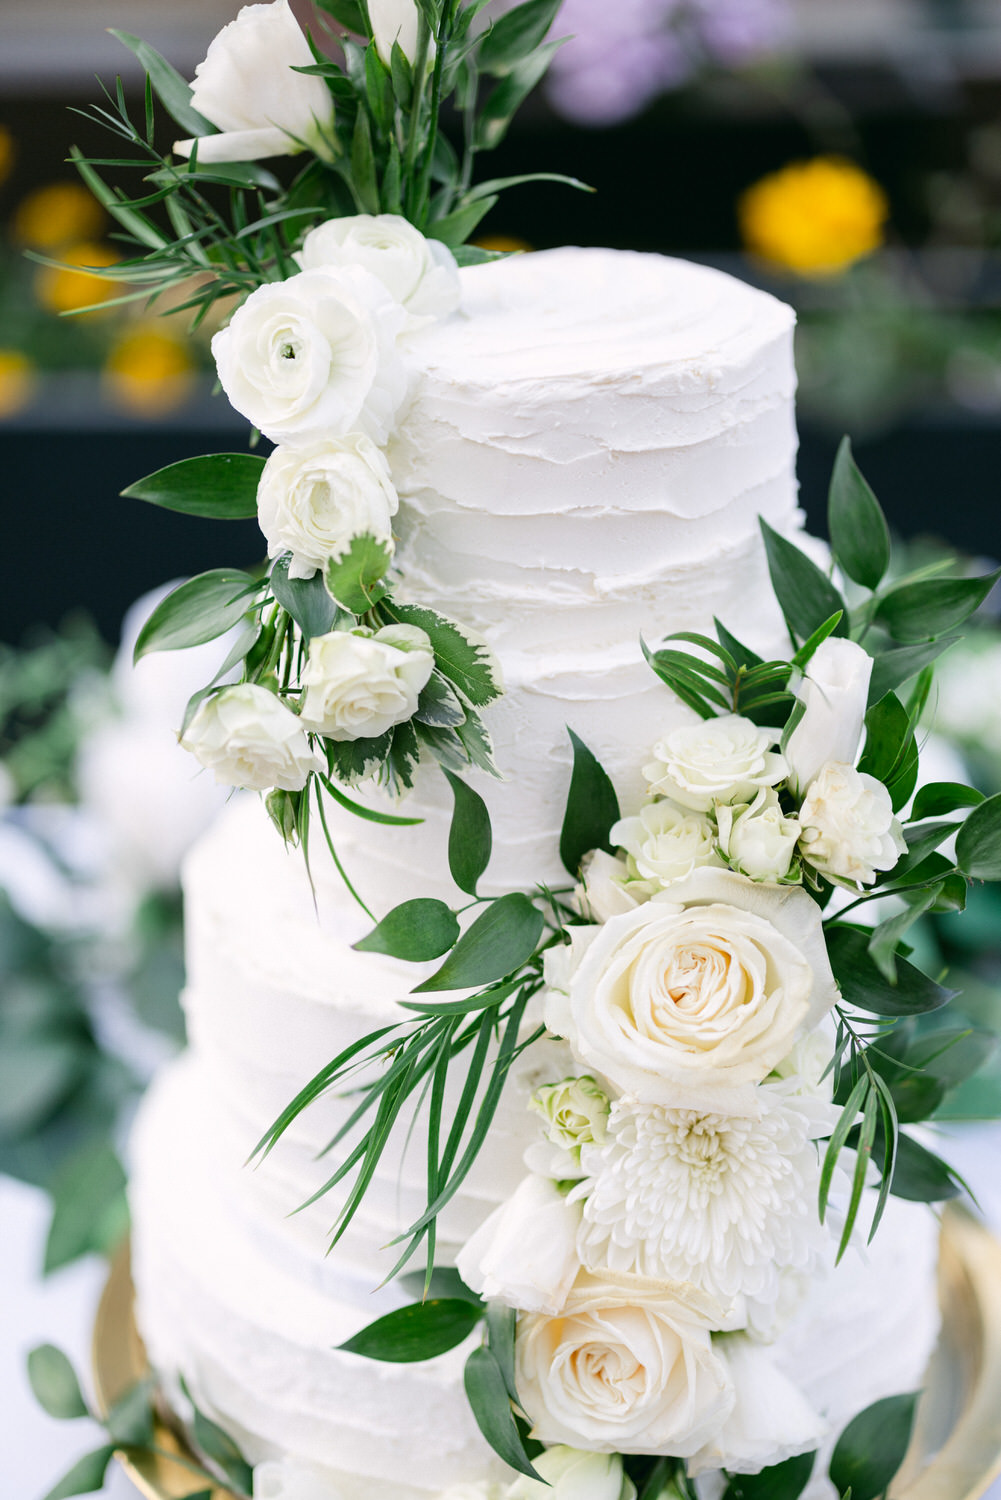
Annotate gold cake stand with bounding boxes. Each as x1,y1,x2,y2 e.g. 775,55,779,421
93,1207,1001,1500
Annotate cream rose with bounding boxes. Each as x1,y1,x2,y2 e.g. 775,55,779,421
297,214,460,330
716,788,801,882
799,762,906,886
785,636,873,795
577,849,642,922
455,1174,582,1316
257,436,398,580
180,684,319,791
369,0,433,67
644,714,787,812
613,800,721,888
530,1075,611,1157
174,1,334,165
211,267,407,447
544,868,839,1115
516,1271,734,1456
299,625,433,740
505,1447,636,1500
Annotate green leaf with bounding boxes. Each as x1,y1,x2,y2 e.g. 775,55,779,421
339,1297,483,1361
42,1447,115,1500
826,925,955,1016
354,898,459,962
416,672,467,728
829,1392,919,1500
714,618,763,672
875,569,1001,642
445,771,492,895
956,791,1001,881
188,1396,254,1496
106,1379,155,1447
27,1346,88,1420
889,1133,964,1201
475,42,563,150
121,453,263,520
0,1036,85,1136
364,42,394,135
271,555,339,639
559,728,621,876
867,886,940,984
326,730,393,784
760,518,848,645
427,196,498,248
386,603,501,705
44,1142,128,1274
133,570,259,661
398,1266,483,1305
325,535,392,614
315,0,367,30
486,1302,518,1402
109,31,212,136
790,611,844,671
857,692,917,812
318,773,423,827
723,1450,816,1500
867,637,959,707
351,108,380,214
911,781,983,820
413,892,543,992
827,437,890,591
390,41,414,105
478,0,562,72
464,1345,542,1481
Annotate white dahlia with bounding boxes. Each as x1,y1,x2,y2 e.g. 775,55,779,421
575,1084,828,1329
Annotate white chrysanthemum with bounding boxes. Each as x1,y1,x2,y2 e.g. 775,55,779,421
576,1085,828,1327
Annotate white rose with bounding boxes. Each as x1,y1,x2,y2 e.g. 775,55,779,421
369,0,433,67
613,800,721,887
544,867,839,1115
577,849,642,922
644,714,787,812
716,788,801,882
688,1335,825,1477
456,1175,582,1316
505,1447,636,1500
530,1075,611,1156
297,214,460,331
211,267,407,447
181,684,319,791
799,762,906,886
174,1,334,164
299,625,433,740
785,637,873,795
516,1271,734,1456
257,436,398,580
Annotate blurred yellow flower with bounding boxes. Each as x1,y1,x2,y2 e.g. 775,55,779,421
0,127,15,188
14,181,106,250
0,350,37,417
104,326,195,416
35,242,120,315
475,234,533,254
738,157,888,276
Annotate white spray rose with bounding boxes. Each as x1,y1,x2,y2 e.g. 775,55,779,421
257,436,398,580
369,0,433,67
644,715,787,812
175,1,334,164
577,849,642,922
211,267,407,447
799,762,906,886
181,684,319,791
516,1271,734,1456
530,1075,611,1157
613,799,721,888
299,625,433,740
716,787,801,882
544,868,839,1115
785,637,873,795
688,1335,825,1477
455,1174,582,1316
505,1447,636,1500
297,214,460,330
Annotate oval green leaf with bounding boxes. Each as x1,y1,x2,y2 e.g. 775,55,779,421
134,570,259,661
827,437,890,592
412,892,544,993
889,1134,964,1202
559,728,621,876
339,1298,484,1362
829,1392,919,1500
270,555,339,639
956,791,1001,882
760,517,849,645
27,1345,89,1420
445,771,492,895
464,1345,542,1481
826,925,956,1016
324,534,392,614
875,569,1001,642
43,1446,115,1500
121,452,264,519
354,898,459,962
723,1451,816,1500
911,781,984,821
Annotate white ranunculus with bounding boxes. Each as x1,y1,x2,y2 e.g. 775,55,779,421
785,637,873,795
799,762,906,886
299,625,433,740
516,1271,734,1456
544,868,839,1115
644,715,787,813
257,436,398,580
369,0,433,67
456,1174,582,1316
174,1,335,164
297,214,460,330
181,684,319,791
211,267,407,447
688,1335,826,1478
613,800,721,888
716,787,801,882
530,1075,611,1157
577,849,643,922
505,1446,636,1500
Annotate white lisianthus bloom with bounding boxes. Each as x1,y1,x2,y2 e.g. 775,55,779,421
612,799,721,888
516,1270,734,1455
174,2,335,165
211,267,407,447
297,215,460,331
299,625,433,740
799,762,906,886
577,849,644,922
644,715,787,813
181,684,319,791
785,636,873,796
575,1084,829,1327
505,1446,636,1500
544,868,839,1115
369,0,434,67
688,1335,826,1478
716,788,801,882
257,437,399,580
456,1174,582,1316
530,1075,611,1157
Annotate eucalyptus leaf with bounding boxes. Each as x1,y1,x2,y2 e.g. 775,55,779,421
385,603,501,705
44,1142,128,1274
27,1345,89,1420
109,30,212,136
412,892,543,992
956,791,1001,881
106,1379,155,1447
133,570,259,661
339,1297,483,1361
444,771,492,895
559,728,621,876
354,898,459,961
723,1451,816,1500
760,518,848,645
271,555,339,639
828,1392,918,1500
42,1446,116,1500
324,535,392,614
826,925,955,1016
464,1345,542,1480
121,452,263,519
827,437,890,591
875,569,1001,642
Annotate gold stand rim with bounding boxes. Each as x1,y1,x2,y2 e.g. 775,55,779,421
94,1207,1001,1500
